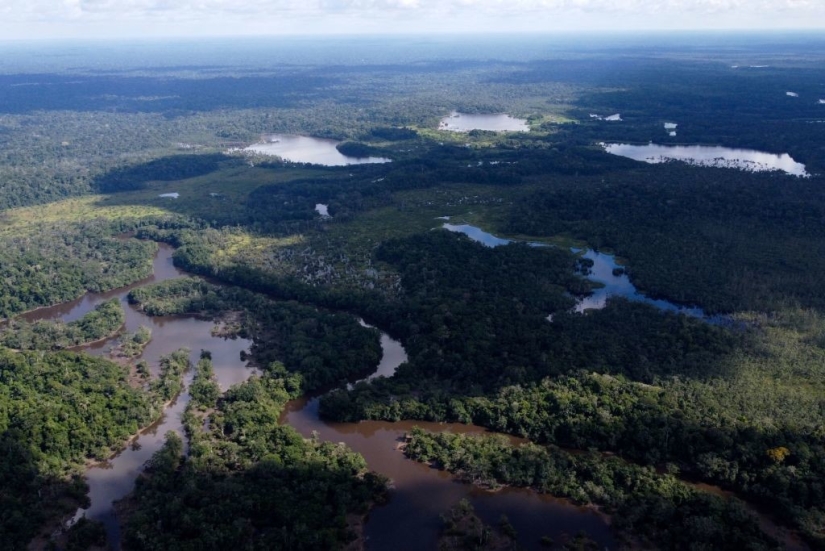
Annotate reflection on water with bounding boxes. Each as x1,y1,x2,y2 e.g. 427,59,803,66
24,242,614,549
283,384,613,551
589,113,622,122
604,142,809,177
443,223,704,317
25,243,254,548
315,203,330,217
243,134,391,166
285,324,613,549
443,223,515,247
439,111,529,132
575,248,704,316
357,320,407,383
67,387,192,541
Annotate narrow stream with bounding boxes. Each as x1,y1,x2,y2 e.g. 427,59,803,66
442,222,706,317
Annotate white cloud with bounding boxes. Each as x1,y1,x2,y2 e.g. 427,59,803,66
0,0,823,38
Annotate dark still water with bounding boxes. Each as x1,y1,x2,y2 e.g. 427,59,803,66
284,377,614,550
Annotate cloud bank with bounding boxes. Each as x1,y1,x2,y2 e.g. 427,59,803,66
1,0,823,39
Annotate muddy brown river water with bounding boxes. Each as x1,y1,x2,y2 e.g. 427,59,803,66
25,241,614,550
283,397,614,551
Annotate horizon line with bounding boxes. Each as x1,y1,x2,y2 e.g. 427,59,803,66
3,28,825,44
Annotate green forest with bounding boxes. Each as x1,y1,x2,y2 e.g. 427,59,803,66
0,221,156,319
1,35,825,550
0,349,160,549
122,358,387,550
128,277,382,390
404,428,777,549
0,299,125,350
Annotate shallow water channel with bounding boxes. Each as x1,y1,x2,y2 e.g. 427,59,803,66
25,244,255,546
442,223,705,317
23,241,614,550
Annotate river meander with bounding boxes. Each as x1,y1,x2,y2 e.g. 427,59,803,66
23,241,614,550
20,234,795,549
442,223,705,318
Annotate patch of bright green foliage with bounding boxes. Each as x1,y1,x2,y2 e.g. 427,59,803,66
0,347,159,548
122,361,387,551
405,427,777,550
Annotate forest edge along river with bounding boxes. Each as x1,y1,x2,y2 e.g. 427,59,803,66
441,222,708,318
283,331,615,551
20,240,615,550
19,236,794,550
22,243,256,549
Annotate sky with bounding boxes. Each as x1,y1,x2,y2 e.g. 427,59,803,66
1,0,824,40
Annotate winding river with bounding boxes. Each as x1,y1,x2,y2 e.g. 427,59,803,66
23,241,614,550
284,332,613,551
19,235,801,549
26,245,255,546
442,222,705,318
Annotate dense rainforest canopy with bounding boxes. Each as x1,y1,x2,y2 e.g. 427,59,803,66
1,36,825,550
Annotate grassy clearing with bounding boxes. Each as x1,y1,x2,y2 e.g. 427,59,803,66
98,165,325,222
209,230,307,268
321,183,521,260
0,196,166,236
529,113,579,126
413,126,534,147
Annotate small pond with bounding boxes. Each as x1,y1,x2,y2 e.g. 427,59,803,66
439,111,529,132
589,113,622,121
315,203,330,217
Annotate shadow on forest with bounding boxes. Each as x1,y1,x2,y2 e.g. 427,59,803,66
0,434,87,549
0,73,338,116
91,153,238,193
